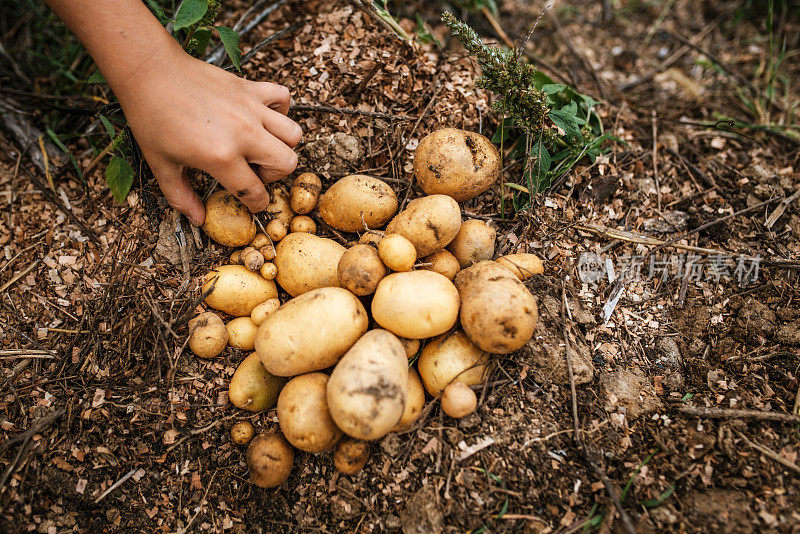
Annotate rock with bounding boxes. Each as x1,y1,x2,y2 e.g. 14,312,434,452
400,486,444,534
654,336,682,370
304,133,365,172
600,368,661,420
568,298,595,325
330,132,364,162
663,371,685,391
642,210,688,233
154,216,197,266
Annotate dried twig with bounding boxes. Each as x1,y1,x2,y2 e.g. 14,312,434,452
94,468,138,504
0,408,65,454
676,405,800,424
733,429,800,474
290,103,414,121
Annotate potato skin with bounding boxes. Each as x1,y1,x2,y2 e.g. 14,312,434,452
226,317,259,350
247,433,294,488
229,352,286,412
274,233,346,297
358,232,383,248
188,312,228,358
441,383,477,418
495,253,544,280
250,298,280,326
289,215,316,234
398,337,420,359
202,265,278,317
454,261,538,354
385,195,462,257
256,287,369,376
392,368,426,431
378,234,416,272
201,190,257,247
231,421,255,445
419,250,461,280
372,271,460,339
290,172,322,214
413,128,501,202
417,331,488,397
327,330,409,441
266,186,295,225
277,373,342,453
318,175,398,232
334,438,369,475
447,220,496,268
337,244,386,296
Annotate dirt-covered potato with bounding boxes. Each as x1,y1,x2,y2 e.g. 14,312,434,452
229,352,286,412
289,215,316,234
327,330,409,440
250,298,280,326
417,331,489,397
266,186,295,225
231,421,255,445
242,247,265,272
419,250,461,280
226,317,259,350
334,437,369,475
455,261,538,354
188,312,228,358
441,383,477,418
274,233,346,296
229,249,242,264
378,234,416,272
277,373,342,452
290,172,322,214
337,244,386,296
358,231,383,248
260,243,276,261
247,433,294,488
318,175,398,232
398,337,420,359
251,233,269,249
259,262,278,280
447,220,496,268
385,195,462,257
392,368,425,431
201,190,257,247
266,219,288,242
202,265,278,317
372,271,460,339
256,287,369,376
413,128,501,201
495,253,544,280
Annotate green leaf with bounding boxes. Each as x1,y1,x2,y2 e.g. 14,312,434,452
106,155,134,203
45,127,85,186
491,118,514,143
174,0,208,31
643,484,676,508
144,0,170,24
680,392,694,403
560,101,579,117
541,83,566,94
549,110,582,138
532,70,556,90
216,26,242,71
86,70,106,84
99,116,115,139
193,27,213,55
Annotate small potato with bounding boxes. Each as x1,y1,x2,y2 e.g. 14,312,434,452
417,331,488,397
398,337,420,359
327,330,408,440
251,233,269,249
358,232,383,248
202,265,278,317
277,373,342,453
229,352,286,412
495,253,544,280
274,233,346,297
259,262,278,280
231,421,255,445
392,368,425,431
378,234,416,272
337,244,386,296
372,271,460,339
334,437,369,475
441,383,477,418
229,249,242,264
242,247,265,272
251,298,280,326
202,190,257,247
318,175,398,232
188,312,228,358
385,195,462,257
290,172,322,214
419,250,460,280
290,215,316,234
447,220,496,268
266,219,288,242
226,317,259,350
247,433,294,488
266,186,295,225
413,128,501,201
259,243,276,261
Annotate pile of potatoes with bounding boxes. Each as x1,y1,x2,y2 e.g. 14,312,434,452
187,128,545,488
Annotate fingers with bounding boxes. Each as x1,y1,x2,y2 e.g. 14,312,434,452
254,81,291,115
246,131,299,183
214,159,271,213
150,160,205,225
263,107,303,148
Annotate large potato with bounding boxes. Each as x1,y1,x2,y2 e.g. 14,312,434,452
202,265,278,317
337,244,386,296
201,190,256,247
455,261,538,354
229,352,286,412
495,253,544,280
417,330,489,396
392,368,426,431
385,195,461,257
327,330,409,440
277,373,342,452
447,220,496,268
413,128,501,201
274,233,346,296
372,271,459,339
256,287,369,376
318,175,398,232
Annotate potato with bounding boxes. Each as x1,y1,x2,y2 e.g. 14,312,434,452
318,175,398,232
259,262,278,280
372,271,459,339
251,233,269,249
274,233,346,297
247,433,293,488
419,250,460,280
229,352,286,412
398,337,420,359
201,190,257,247
226,317,259,350
289,215,316,234
358,231,383,248
188,312,228,358
256,287,369,376
242,247,265,271
447,220,496,268
334,437,369,475
231,421,255,445
251,298,280,326
202,265,278,317
290,172,322,214
455,261,538,354
277,373,342,452
378,234,416,272
385,195,462,257
441,383,477,418
266,219,288,242
392,368,425,431
259,243,276,261
266,186,294,225
413,128,501,201
337,244,386,296
417,331,488,396
327,330,409,440
229,249,242,264
495,253,544,280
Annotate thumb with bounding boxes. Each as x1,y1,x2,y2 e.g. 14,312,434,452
150,160,205,226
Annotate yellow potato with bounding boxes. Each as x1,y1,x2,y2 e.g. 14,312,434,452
201,190,257,247
372,271,460,339
441,383,477,418
247,433,293,488
419,250,461,280
229,249,242,264
266,219,288,242
318,175,398,232
277,373,342,452
447,219,496,268
226,317,259,350
289,215,316,234
259,262,278,280
398,337,420,359
417,331,489,396
188,312,228,358
256,287,369,376
495,253,544,280
266,186,294,225
251,233,269,249
250,298,280,326
385,195,462,257
202,265,278,317
230,421,255,445
290,172,322,214
241,247,265,272
358,231,383,248
413,128,501,201
228,352,286,412
334,437,369,475
259,243,276,261
378,234,417,272
327,330,408,440
337,244,386,296
392,368,425,431
274,233,346,296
